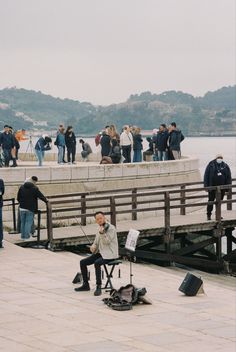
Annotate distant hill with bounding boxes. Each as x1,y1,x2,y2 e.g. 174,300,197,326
0,85,235,135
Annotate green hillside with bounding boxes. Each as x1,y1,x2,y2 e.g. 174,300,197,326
0,86,235,135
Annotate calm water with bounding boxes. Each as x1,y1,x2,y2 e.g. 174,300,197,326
22,136,236,177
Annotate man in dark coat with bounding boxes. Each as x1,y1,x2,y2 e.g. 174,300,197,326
168,122,185,160
0,125,15,167
17,176,48,240
100,128,111,157
156,124,169,161
0,178,5,248
204,154,232,220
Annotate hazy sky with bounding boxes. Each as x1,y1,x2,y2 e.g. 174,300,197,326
0,0,235,105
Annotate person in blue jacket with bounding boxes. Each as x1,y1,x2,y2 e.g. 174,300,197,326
0,178,5,248
54,127,66,164
35,135,52,166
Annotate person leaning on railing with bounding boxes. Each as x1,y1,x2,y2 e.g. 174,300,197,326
74,211,119,296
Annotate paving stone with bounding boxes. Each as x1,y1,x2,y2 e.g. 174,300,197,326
0,241,235,352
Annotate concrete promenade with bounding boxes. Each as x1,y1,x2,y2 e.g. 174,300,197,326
0,241,235,352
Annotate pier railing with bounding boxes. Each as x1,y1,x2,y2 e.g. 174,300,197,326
43,178,236,243
4,178,236,244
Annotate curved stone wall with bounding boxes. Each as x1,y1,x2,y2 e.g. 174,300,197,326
1,156,201,198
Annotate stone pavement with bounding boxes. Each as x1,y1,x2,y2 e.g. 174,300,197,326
0,241,235,352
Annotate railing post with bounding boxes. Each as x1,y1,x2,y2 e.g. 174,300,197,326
132,188,137,221
46,202,53,242
12,198,17,232
227,186,232,211
81,194,87,226
37,210,41,243
180,185,186,215
215,186,222,222
110,196,116,227
164,191,171,254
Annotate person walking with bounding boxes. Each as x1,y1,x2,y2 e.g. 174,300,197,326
156,124,169,161
204,154,232,220
74,211,119,296
65,126,76,164
17,176,48,240
55,126,66,164
79,139,92,161
120,125,133,163
0,178,5,248
0,125,15,167
34,135,52,166
133,127,143,162
168,122,185,160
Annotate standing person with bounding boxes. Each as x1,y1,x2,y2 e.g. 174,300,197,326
204,154,232,220
74,211,119,296
100,127,111,157
168,122,185,160
0,125,14,167
65,126,76,164
133,127,143,162
9,126,20,167
79,139,92,161
34,135,52,166
0,178,5,248
17,176,48,240
151,129,159,161
156,124,169,161
54,126,65,164
143,137,154,161
15,129,28,143
120,125,133,163
109,139,121,164
109,124,120,144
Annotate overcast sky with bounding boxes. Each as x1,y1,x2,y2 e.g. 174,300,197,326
0,0,235,105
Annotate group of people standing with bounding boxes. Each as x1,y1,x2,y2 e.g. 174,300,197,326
97,121,185,164
34,124,92,166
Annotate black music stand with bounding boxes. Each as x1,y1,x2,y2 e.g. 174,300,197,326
125,229,140,284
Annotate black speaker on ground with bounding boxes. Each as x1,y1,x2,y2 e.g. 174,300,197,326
179,272,203,296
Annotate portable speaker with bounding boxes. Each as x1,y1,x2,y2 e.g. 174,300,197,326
179,272,203,296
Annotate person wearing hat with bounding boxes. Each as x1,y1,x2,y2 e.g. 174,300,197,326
204,154,232,220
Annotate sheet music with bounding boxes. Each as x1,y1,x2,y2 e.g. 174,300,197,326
125,229,140,252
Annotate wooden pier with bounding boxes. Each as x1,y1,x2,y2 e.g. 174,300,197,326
4,179,236,273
